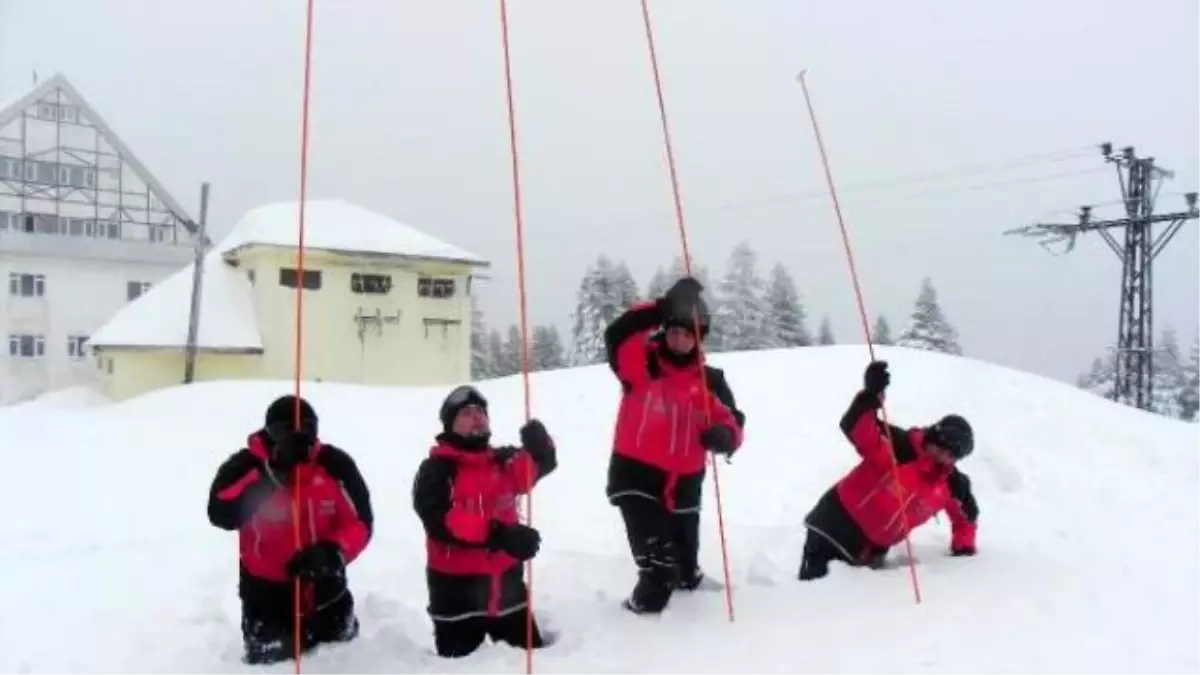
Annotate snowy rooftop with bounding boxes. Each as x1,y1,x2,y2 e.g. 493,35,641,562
88,253,262,352
218,199,489,266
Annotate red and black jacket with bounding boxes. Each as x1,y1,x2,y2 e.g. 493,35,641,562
412,433,556,622
207,432,374,583
603,302,746,512
833,391,979,550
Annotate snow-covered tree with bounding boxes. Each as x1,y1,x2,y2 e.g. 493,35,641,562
1179,331,1200,422
713,241,771,351
487,328,511,376
1150,327,1188,419
646,266,670,301
531,325,566,371
872,314,893,345
470,295,492,380
817,315,836,345
763,262,810,348
502,324,525,375
1076,353,1116,400
570,255,640,366
896,277,962,355
664,255,713,290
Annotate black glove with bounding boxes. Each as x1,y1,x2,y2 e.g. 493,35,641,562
659,276,705,322
269,429,314,475
286,541,345,581
492,444,521,465
864,360,890,398
487,522,541,561
699,424,736,455
519,419,554,455
950,545,977,557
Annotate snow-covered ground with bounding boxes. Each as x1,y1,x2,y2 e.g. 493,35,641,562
1,346,1196,673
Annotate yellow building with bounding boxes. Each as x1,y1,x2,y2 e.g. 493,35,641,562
87,199,490,400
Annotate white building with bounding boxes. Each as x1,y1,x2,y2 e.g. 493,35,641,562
88,199,490,401
0,73,202,404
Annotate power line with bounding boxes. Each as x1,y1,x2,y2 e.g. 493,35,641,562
1006,143,1199,411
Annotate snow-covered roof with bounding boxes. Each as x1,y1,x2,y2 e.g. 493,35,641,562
88,253,262,352
218,199,489,267
0,73,203,241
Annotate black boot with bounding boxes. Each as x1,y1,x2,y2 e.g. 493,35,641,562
242,616,295,665
624,535,679,614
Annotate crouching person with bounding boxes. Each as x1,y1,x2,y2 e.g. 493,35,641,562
207,395,375,665
412,385,558,658
798,361,978,580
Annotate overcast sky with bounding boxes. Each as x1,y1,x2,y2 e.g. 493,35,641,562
1,0,1196,385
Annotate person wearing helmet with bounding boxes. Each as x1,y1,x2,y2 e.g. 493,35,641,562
411,385,558,657
798,360,979,581
602,275,747,614
206,395,374,664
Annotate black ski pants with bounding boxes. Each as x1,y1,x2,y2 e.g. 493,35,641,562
799,487,889,580
239,568,359,665
433,606,546,658
607,454,706,613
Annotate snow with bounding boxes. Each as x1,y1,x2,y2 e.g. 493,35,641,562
5,386,111,410
87,252,262,351
218,199,488,266
1,345,1197,673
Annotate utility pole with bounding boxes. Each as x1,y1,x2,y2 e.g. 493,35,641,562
1006,143,1198,411
183,182,211,384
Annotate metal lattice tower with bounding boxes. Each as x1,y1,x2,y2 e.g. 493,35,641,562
1006,143,1199,411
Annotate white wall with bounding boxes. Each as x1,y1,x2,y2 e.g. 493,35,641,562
0,251,187,403
0,81,199,403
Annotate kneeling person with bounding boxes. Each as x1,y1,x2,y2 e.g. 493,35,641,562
207,395,375,664
412,385,558,658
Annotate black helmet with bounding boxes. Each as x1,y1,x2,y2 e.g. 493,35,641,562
263,394,318,442
663,295,711,340
927,414,973,460
439,385,488,431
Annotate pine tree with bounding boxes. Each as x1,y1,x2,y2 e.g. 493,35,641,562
872,314,893,345
469,295,492,380
665,255,713,290
531,325,566,371
613,260,640,309
896,277,962,355
818,315,835,345
764,262,810,348
569,255,640,366
713,241,771,351
646,266,670,300
1179,330,1199,422
1151,327,1187,418
501,324,525,376
487,328,510,376
1077,353,1116,400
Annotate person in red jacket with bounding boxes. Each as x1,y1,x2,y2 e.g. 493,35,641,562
412,385,558,658
603,276,746,615
207,395,374,665
798,360,979,580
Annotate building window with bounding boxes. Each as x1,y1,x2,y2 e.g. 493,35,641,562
8,334,45,358
0,211,7,230
9,273,45,297
422,318,461,339
279,267,322,290
351,273,392,295
67,335,88,359
127,281,151,301
417,276,456,299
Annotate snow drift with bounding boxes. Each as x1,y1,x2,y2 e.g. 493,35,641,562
0,345,1196,673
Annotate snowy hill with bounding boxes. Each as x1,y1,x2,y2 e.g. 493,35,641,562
1,346,1197,673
